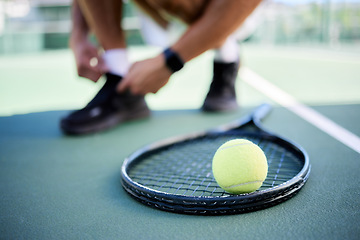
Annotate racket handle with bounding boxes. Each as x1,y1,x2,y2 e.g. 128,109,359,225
252,103,272,121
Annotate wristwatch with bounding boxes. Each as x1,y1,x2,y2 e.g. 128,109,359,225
163,48,184,73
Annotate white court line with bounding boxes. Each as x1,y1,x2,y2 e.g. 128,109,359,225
241,67,360,154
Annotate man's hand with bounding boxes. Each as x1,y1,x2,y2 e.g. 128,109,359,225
117,54,172,95
70,0,109,82
71,39,108,82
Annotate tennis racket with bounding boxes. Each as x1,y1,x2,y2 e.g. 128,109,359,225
121,104,310,215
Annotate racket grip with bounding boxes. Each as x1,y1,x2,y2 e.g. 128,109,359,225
252,103,272,121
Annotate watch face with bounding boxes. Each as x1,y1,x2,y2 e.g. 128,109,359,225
164,48,184,72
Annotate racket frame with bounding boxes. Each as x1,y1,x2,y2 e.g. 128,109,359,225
121,104,310,215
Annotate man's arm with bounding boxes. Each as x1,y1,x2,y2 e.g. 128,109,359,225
70,0,108,82
119,0,262,95
69,0,89,46
171,0,262,62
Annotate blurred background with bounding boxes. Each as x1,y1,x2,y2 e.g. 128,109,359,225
0,0,359,116
0,0,359,54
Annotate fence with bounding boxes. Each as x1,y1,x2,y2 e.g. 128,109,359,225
0,0,359,54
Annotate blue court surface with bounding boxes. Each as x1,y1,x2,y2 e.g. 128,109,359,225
0,45,359,239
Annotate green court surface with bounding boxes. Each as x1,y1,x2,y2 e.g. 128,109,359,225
0,45,360,239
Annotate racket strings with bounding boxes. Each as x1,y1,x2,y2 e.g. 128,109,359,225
127,134,304,197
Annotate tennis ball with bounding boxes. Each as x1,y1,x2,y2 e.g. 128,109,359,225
212,139,268,194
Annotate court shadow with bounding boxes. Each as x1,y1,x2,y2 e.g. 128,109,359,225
0,108,217,139
0,107,250,141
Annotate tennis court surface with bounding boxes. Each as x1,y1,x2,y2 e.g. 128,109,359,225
0,45,359,239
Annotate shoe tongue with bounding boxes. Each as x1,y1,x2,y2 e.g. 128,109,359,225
105,72,123,84
87,73,122,108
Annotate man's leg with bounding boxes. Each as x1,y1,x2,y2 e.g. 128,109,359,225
61,0,150,135
136,0,207,25
202,35,240,112
136,0,241,112
149,0,242,112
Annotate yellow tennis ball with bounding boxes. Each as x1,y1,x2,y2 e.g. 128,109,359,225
212,139,268,194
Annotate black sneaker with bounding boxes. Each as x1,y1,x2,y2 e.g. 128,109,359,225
202,60,240,112
60,73,150,135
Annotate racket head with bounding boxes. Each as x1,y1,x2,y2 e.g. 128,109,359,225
121,104,310,215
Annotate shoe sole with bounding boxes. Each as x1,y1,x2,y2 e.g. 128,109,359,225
61,108,151,135
201,101,239,112
201,105,239,112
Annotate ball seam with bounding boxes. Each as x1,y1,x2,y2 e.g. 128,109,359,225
224,180,264,190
